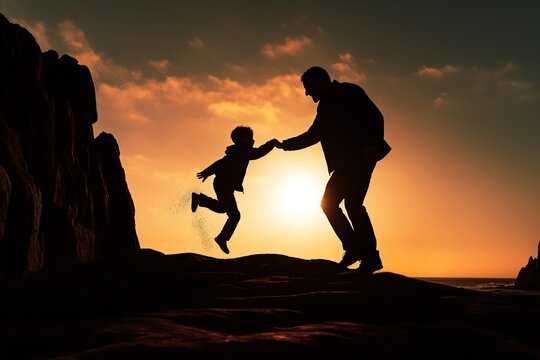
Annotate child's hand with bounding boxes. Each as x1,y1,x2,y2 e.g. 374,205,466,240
196,170,209,182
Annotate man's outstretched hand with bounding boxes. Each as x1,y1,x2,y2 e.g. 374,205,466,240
196,170,210,182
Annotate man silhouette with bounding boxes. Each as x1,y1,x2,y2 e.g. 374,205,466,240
276,66,391,273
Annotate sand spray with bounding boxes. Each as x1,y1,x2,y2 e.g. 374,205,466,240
176,188,214,250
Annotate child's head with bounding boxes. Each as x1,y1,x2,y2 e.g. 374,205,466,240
231,126,254,146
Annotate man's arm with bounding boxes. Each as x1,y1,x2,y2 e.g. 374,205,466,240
280,120,321,151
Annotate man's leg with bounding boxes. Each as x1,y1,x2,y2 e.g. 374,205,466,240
344,162,382,272
346,203,377,254
321,171,356,258
344,162,377,255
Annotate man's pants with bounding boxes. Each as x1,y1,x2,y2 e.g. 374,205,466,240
197,180,240,241
321,162,377,258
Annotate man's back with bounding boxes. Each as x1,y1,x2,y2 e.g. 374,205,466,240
315,81,385,171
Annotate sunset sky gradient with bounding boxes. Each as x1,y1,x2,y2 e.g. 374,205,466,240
2,0,539,277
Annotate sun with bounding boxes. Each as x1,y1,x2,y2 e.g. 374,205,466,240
277,176,322,218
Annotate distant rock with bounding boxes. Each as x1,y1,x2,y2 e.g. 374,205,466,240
0,13,139,279
515,241,540,290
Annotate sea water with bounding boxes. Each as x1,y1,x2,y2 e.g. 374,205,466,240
416,277,540,295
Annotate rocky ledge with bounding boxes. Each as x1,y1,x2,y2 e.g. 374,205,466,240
1,251,540,359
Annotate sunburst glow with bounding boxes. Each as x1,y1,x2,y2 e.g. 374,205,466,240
277,176,322,218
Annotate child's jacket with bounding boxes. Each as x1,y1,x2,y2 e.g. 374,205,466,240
203,142,274,192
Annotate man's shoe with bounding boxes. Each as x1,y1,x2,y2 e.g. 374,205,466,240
191,193,199,213
339,250,361,267
214,237,230,254
358,251,383,274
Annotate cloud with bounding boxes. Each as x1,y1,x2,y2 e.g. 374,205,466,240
498,80,532,90
338,53,353,62
433,92,450,106
120,154,184,184
473,63,517,91
497,78,536,101
497,62,518,75
5,17,139,84
208,101,280,123
58,20,140,84
331,53,366,83
188,36,206,50
416,62,537,102
126,112,152,124
417,65,460,79
94,73,311,158
225,63,247,74
472,63,537,100
261,35,312,59
149,59,170,72
12,18,53,51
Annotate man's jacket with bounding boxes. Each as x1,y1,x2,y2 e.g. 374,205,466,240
282,80,391,173
203,142,274,192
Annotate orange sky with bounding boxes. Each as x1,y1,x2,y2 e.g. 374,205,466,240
4,2,540,277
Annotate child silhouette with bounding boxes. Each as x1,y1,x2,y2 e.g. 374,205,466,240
192,126,279,254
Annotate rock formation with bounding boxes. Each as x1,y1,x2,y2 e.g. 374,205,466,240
515,241,540,290
0,14,139,279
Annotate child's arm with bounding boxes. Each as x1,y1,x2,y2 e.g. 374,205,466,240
196,158,223,182
249,139,278,160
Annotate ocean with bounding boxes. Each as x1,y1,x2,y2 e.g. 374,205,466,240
416,277,540,295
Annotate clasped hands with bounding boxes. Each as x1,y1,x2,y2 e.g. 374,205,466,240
270,139,284,149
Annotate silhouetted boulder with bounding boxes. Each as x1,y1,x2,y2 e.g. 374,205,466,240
515,242,540,290
93,133,139,253
0,13,139,279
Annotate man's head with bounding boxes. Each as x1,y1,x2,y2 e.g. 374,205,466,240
231,126,255,147
301,66,332,103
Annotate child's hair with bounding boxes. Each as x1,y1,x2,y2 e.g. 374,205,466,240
231,126,253,144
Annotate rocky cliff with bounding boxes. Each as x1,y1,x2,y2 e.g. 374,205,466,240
0,14,139,279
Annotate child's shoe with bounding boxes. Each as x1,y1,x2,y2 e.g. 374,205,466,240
214,237,230,254
191,193,199,212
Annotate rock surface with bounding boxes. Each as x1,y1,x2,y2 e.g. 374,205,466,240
1,251,540,359
516,242,540,290
0,14,139,279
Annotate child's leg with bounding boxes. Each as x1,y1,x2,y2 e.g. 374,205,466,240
213,181,240,242
196,193,226,213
